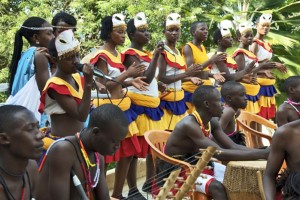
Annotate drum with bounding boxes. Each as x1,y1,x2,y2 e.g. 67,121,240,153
223,160,267,200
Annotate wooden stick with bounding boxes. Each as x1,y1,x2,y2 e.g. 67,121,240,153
155,169,181,200
174,146,217,200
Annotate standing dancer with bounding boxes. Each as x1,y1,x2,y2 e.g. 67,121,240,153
251,13,287,119
81,14,148,199
6,17,54,125
182,21,226,113
123,12,165,196
157,13,203,130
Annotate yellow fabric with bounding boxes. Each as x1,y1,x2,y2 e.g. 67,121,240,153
202,79,213,86
257,78,276,86
164,50,186,69
160,89,184,101
43,137,55,150
182,81,198,93
161,108,187,131
244,101,260,114
183,42,210,71
186,102,195,114
81,49,122,65
127,92,160,108
240,83,260,96
43,73,83,99
259,96,276,107
135,114,165,136
92,97,138,138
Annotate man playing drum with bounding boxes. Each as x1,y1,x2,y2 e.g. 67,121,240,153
163,85,269,200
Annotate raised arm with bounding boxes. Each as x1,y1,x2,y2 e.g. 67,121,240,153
48,65,93,122
34,51,51,93
264,129,286,200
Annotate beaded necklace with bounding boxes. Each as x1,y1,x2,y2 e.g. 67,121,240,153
76,133,100,198
191,110,211,138
285,99,300,116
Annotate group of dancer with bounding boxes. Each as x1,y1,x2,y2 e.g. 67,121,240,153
1,9,298,200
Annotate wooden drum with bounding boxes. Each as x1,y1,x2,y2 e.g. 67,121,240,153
223,160,267,200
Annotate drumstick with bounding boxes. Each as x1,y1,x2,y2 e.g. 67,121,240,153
71,170,89,200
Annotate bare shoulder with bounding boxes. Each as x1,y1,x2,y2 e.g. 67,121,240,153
47,138,77,163
277,102,289,113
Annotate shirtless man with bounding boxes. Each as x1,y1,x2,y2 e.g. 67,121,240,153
264,119,300,199
37,104,129,200
0,105,44,200
219,81,247,145
276,76,300,127
164,85,269,200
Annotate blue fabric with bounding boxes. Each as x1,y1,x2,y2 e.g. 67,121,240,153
11,47,36,96
184,91,193,103
160,99,187,115
124,108,138,124
258,85,277,97
246,94,260,102
130,104,164,121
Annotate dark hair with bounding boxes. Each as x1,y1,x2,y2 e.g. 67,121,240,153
48,38,58,58
221,81,243,98
213,28,222,44
192,85,217,108
100,16,113,41
190,21,205,36
52,11,77,32
126,18,136,41
0,105,28,132
88,104,129,130
9,17,47,95
283,76,300,93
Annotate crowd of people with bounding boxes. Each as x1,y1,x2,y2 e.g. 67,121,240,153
1,9,298,200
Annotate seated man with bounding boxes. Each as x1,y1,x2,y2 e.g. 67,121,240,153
276,76,300,127
263,120,300,200
0,105,44,200
37,104,129,200
219,81,247,145
163,85,269,200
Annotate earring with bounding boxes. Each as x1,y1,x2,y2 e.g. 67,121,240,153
36,41,40,45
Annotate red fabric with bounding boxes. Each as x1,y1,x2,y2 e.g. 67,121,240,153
39,83,82,113
162,51,187,70
90,53,125,72
104,135,141,164
136,136,151,158
257,105,276,120
253,38,273,53
232,49,258,62
205,178,215,195
123,49,152,62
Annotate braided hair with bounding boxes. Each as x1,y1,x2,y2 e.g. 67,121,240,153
8,17,47,94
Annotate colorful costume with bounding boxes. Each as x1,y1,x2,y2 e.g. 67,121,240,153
232,48,261,114
254,38,277,119
182,42,213,114
6,47,48,125
160,49,188,130
38,73,84,159
123,48,164,157
84,49,141,163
